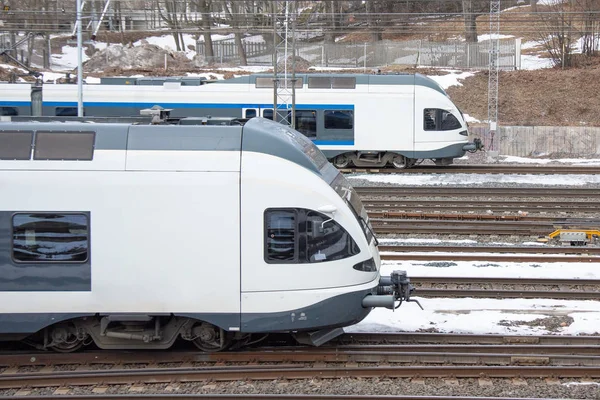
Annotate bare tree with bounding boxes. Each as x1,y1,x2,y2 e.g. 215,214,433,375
190,0,214,62
222,0,247,65
536,0,577,67
575,0,600,56
156,0,185,51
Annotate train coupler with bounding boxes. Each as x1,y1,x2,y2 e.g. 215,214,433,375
363,270,423,310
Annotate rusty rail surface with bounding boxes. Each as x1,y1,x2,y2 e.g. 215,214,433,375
365,200,599,214
0,395,553,400
354,186,600,198
1,365,600,389
378,245,600,254
342,165,600,175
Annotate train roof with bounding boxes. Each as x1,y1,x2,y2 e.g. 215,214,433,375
0,117,332,176
96,73,447,96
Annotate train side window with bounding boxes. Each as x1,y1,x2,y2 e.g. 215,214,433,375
289,110,317,138
55,107,81,117
424,109,437,130
305,211,359,262
440,110,461,130
34,131,95,161
0,106,18,116
265,208,359,264
262,109,273,120
324,110,353,130
12,213,89,263
244,109,257,118
0,130,33,160
424,109,462,131
265,210,297,262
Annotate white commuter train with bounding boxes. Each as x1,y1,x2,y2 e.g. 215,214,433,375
0,117,419,352
0,73,482,169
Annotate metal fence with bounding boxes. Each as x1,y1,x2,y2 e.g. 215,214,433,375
470,126,600,157
196,38,520,70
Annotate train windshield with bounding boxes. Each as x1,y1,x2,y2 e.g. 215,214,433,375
330,173,375,245
280,124,375,244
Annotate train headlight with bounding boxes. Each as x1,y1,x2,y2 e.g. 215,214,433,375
353,257,377,272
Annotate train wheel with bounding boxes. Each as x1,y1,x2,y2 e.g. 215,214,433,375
391,155,409,169
332,154,351,168
48,324,85,353
191,322,232,352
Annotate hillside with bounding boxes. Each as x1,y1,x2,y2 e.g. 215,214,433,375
2,4,600,128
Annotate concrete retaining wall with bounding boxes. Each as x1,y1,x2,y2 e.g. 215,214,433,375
469,126,600,157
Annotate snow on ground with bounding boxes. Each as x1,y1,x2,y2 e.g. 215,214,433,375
348,173,600,186
348,167,600,336
427,70,475,90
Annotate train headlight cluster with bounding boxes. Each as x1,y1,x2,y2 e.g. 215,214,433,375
352,257,377,272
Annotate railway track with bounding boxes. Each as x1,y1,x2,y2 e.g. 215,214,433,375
342,164,600,175
2,333,599,397
370,219,581,236
3,338,600,390
378,245,600,254
354,186,600,198
364,199,599,214
409,276,600,299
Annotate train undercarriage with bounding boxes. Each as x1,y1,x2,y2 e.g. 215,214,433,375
331,151,454,169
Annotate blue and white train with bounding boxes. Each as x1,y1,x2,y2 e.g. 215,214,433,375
0,117,419,352
0,73,482,169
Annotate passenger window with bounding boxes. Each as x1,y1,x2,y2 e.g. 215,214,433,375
12,213,89,263
324,110,353,130
0,130,33,160
289,110,317,138
265,209,359,264
34,131,95,161
424,109,462,131
55,107,80,117
424,109,437,130
305,211,359,262
244,109,257,118
262,109,273,120
0,106,18,116
440,110,461,130
265,210,296,262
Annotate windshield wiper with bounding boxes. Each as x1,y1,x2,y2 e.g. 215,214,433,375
360,216,379,247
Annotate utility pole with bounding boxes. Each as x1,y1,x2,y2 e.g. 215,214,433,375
487,0,500,151
76,0,83,117
272,0,296,128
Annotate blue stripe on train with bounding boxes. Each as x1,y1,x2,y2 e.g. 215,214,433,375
40,102,355,110
314,140,354,146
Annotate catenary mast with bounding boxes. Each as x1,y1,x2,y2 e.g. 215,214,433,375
272,0,297,128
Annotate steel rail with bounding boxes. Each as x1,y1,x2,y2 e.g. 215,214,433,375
1,365,600,388
354,187,600,197
378,245,600,254
369,212,591,222
370,220,555,235
338,332,600,346
411,276,600,286
0,395,552,400
342,165,600,175
414,288,600,299
364,200,600,214
380,253,600,262
2,349,599,369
